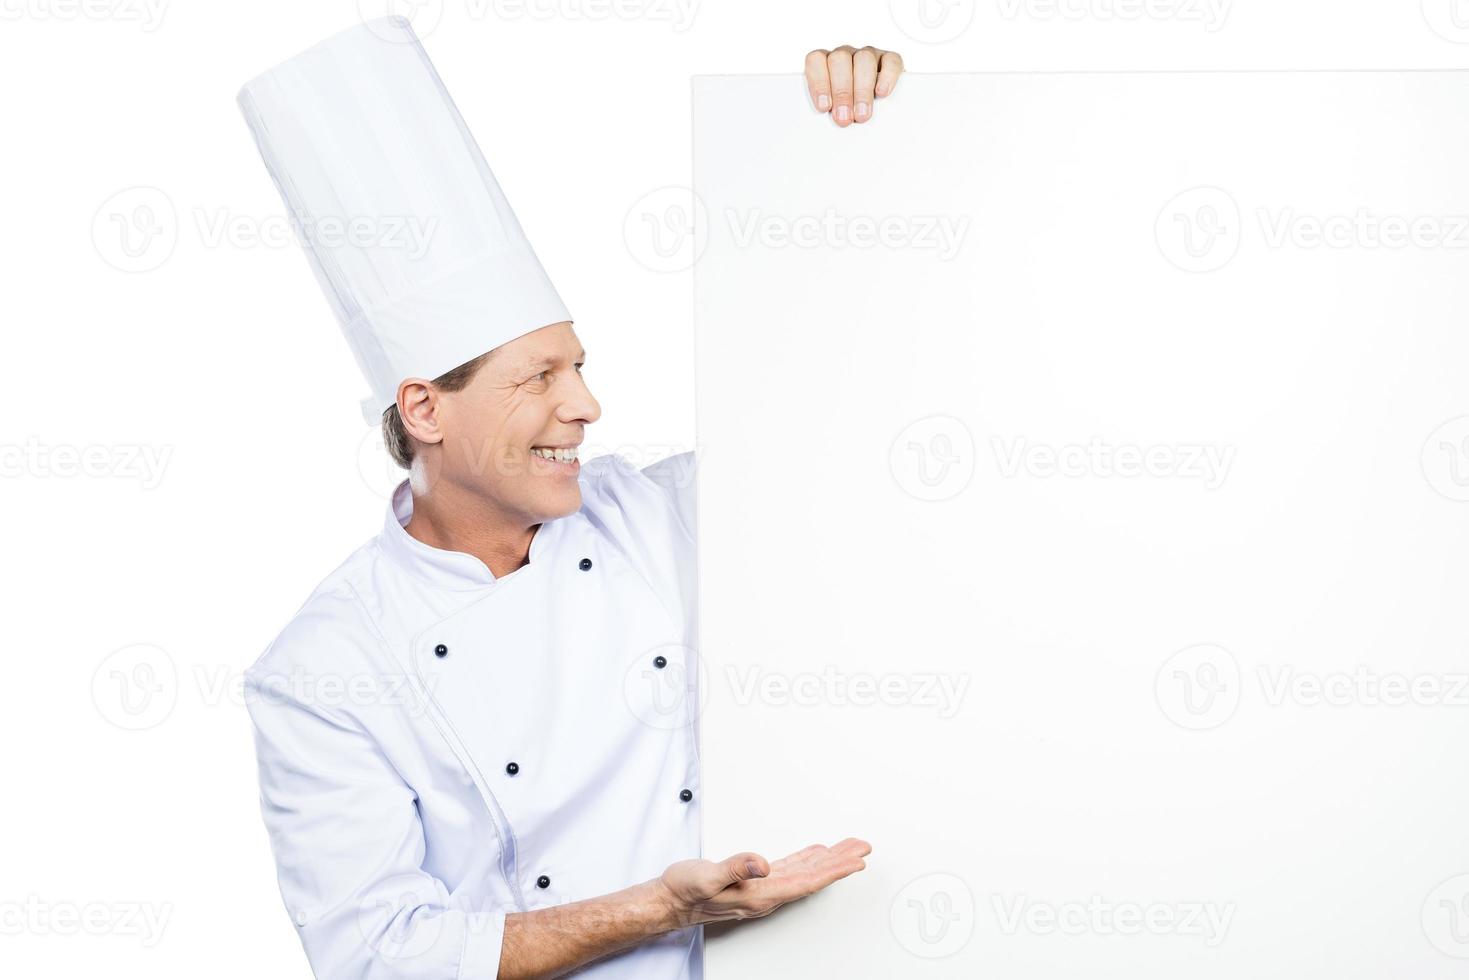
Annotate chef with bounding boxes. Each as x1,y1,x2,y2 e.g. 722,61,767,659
237,17,903,980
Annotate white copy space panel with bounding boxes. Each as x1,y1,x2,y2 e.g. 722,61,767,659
692,73,1469,979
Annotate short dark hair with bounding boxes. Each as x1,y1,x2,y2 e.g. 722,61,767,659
381,349,496,469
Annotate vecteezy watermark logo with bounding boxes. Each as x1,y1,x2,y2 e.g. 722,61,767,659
94,187,440,273
356,873,446,960
1156,657,1469,719
0,0,169,29
892,419,1233,499
624,186,708,273
1423,0,1469,43
1423,874,1469,958
889,415,977,502
359,425,406,501
357,0,446,40
362,0,701,34
623,644,707,731
92,658,439,728
991,895,1235,945
92,186,178,273
592,442,698,486
353,888,505,959
891,873,976,958
211,666,439,717
91,644,178,731
0,897,173,946
1155,643,1240,731
995,0,1232,31
0,438,173,489
1156,187,1241,273
889,0,976,44
991,437,1235,489
1159,189,1469,273
723,666,971,719
1257,208,1469,251
1421,417,1469,502
194,208,439,260
471,0,700,30
1257,666,1469,708
724,209,971,261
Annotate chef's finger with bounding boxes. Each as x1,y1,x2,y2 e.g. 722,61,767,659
774,851,867,902
852,46,880,123
804,49,832,112
826,46,856,127
720,851,770,887
769,843,825,871
805,849,869,889
831,837,873,858
875,50,905,99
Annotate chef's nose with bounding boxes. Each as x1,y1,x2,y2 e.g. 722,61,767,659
558,371,601,425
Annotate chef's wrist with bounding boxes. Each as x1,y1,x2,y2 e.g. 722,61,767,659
642,876,698,932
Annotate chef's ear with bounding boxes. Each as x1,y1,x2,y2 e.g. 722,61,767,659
395,379,445,448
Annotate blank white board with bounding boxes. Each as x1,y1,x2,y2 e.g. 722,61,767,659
692,73,1469,979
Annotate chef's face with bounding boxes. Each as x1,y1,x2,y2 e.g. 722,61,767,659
419,321,600,522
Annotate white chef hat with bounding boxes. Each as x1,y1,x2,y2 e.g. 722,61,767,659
237,16,572,425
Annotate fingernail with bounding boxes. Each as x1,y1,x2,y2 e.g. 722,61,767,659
745,860,761,877
817,93,831,111
835,104,851,124
855,102,870,121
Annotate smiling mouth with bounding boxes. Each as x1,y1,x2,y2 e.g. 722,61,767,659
530,446,580,465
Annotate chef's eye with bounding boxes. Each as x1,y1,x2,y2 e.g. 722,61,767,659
529,370,548,383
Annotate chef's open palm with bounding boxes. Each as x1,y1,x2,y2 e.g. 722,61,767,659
659,838,872,925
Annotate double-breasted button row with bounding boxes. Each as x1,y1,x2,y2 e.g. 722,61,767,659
432,555,593,660
505,761,689,802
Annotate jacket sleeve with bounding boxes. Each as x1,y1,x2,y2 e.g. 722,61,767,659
639,449,697,546
243,615,507,980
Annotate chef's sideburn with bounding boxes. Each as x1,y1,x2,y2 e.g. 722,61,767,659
382,351,495,469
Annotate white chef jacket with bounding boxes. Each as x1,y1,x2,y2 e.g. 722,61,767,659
243,451,702,979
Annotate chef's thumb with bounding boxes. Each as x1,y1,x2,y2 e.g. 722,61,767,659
721,851,770,885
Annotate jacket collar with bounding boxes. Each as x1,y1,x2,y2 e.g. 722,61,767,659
379,479,558,590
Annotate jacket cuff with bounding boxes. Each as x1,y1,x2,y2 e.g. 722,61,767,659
458,908,509,980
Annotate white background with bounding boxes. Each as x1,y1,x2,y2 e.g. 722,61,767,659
4,0,1469,976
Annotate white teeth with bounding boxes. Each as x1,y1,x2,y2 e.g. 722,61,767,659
532,446,578,463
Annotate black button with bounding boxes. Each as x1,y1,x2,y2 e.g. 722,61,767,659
536,875,551,889
505,762,519,776
578,558,593,571
653,655,667,669
679,788,693,802
434,644,448,658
